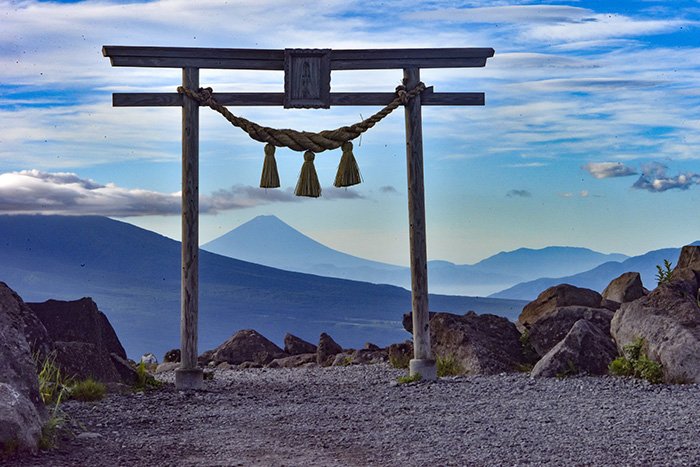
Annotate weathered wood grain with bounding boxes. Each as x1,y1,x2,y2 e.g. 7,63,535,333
103,46,494,70
403,68,432,365
180,67,200,375
112,90,485,107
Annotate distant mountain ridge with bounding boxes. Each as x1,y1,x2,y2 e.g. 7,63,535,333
490,241,700,300
0,215,526,359
203,215,628,296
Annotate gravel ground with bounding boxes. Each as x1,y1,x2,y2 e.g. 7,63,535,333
6,364,700,466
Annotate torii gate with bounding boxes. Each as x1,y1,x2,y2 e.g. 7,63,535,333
102,46,494,389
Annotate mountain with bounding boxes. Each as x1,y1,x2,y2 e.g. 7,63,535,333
203,215,628,296
490,241,700,300
0,215,527,360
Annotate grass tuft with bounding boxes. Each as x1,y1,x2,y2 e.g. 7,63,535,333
436,355,464,377
69,378,106,402
609,337,664,384
396,373,422,385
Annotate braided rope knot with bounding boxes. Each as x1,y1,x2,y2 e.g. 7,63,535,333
176,82,426,153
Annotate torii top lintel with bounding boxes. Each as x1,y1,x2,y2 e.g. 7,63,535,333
102,46,495,70
102,46,494,108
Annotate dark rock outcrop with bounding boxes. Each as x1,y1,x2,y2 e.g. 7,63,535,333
317,333,343,367
211,329,286,365
28,298,136,384
267,353,317,369
531,319,618,378
163,349,181,363
528,306,614,357
284,333,317,355
0,283,46,454
602,272,646,305
518,284,603,331
611,247,700,383
430,311,525,375
387,341,413,367
402,311,437,334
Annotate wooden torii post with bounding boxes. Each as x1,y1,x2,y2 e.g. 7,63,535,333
102,46,494,389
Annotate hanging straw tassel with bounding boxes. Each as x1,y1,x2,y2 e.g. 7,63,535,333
295,151,321,197
334,141,362,188
259,143,280,188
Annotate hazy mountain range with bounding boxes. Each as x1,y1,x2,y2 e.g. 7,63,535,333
203,215,629,296
0,215,526,359
491,242,700,300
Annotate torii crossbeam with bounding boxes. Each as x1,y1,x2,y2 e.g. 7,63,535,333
103,46,494,389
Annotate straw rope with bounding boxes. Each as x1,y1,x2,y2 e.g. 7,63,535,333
176,82,426,153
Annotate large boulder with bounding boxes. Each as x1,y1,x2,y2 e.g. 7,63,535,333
211,329,286,365
610,247,700,383
518,284,603,331
602,272,646,305
430,311,526,375
527,306,614,357
531,319,618,378
402,311,437,334
0,283,46,454
28,298,136,384
283,333,317,355
317,333,343,367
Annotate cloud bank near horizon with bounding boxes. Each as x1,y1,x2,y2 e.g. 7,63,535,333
0,170,363,216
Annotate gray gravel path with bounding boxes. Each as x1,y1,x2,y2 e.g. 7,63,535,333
7,364,700,466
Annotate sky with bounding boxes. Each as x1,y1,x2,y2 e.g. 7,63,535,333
1,0,700,266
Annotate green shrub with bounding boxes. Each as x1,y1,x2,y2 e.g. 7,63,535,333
134,361,163,391
655,259,673,286
389,352,410,370
608,337,664,384
436,355,464,377
70,378,106,402
35,352,71,405
396,373,422,384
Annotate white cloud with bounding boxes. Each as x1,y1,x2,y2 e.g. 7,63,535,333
632,162,700,192
583,162,638,179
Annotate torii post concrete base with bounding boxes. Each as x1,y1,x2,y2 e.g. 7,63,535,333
409,358,437,381
175,368,204,390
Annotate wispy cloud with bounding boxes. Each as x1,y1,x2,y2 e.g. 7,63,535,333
379,185,399,194
583,162,638,179
506,189,532,198
0,170,362,216
632,162,700,192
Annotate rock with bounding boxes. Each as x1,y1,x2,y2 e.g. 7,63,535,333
602,272,646,304
216,362,232,371
110,353,138,385
317,333,343,367
350,348,388,365
402,311,438,333
611,258,700,383
28,298,133,384
76,432,103,441
430,311,525,375
211,329,286,365
531,319,618,378
29,298,127,359
387,341,413,368
0,283,46,454
364,342,381,351
140,353,158,365
198,349,215,366
163,349,181,363
527,306,614,357
283,334,317,355
518,284,603,331
267,353,317,369
238,361,263,369
675,245,700,271
331,353,353,366
155,362,180,373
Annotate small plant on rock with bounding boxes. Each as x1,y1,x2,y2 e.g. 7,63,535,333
608,337,663,384
389,352,410,370
436,355,464,377
655,259,673,286
70,378,106,402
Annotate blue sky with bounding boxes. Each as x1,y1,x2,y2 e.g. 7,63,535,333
1,0,700,265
